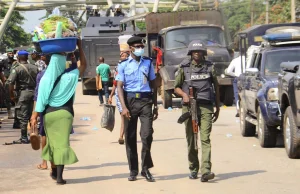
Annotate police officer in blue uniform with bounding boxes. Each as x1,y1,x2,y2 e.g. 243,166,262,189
116,36,158,182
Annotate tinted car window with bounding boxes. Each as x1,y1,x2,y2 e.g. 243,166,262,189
265,49,300,75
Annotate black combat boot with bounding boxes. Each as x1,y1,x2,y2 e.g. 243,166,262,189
201,172,215,182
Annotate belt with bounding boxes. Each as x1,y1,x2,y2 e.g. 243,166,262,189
125,92,152,99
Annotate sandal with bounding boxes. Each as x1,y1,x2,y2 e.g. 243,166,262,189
37,164,48,170
118,138,125,145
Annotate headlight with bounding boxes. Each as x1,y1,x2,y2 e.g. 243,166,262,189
221,74,225,78
267,88,278,101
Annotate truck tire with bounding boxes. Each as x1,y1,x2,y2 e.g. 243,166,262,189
257,107,277,148
283,106,300,159
239,99,256,136
161,81,172,109
223,86,234,106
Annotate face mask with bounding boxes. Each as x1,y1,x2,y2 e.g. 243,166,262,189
133,48,144,57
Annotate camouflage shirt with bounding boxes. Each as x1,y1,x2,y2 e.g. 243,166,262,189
6,62,38,91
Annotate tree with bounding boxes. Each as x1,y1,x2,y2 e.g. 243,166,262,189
0,10,31,52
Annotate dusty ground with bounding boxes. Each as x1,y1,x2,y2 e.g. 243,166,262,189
0,82,299,194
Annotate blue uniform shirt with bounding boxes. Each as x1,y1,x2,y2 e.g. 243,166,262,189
116,56,156,92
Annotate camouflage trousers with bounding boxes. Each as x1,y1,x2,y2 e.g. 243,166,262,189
182,103,214,175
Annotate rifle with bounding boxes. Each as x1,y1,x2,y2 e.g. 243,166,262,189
189,87,199,150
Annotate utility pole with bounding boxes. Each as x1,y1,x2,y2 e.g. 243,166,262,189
265,0,269,24
250,0,254,26
291,0,296,22
198,0,202,11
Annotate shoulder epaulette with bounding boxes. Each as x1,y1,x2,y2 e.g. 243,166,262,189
142,56,153,61
120,58,129,63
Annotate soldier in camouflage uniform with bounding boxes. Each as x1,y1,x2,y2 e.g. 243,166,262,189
6,50,38,144
174,40,220,182
3,48,16,119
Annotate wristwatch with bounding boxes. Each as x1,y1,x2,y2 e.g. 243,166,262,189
153,106,158,109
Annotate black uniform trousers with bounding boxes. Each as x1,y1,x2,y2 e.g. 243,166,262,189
124,96,154,176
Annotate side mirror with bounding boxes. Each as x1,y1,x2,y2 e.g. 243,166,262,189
246,68,259,76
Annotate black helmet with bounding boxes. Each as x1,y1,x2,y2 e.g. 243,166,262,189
187,40,207,55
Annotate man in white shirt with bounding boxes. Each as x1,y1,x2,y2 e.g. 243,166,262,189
225,50,246,117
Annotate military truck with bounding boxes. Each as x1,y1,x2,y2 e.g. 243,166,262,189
81,16,124,95
279,59,300,159
120,10,234,108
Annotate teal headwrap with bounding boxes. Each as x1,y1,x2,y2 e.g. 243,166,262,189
35,54,79,113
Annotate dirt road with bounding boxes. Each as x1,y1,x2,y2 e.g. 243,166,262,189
0,82,299,194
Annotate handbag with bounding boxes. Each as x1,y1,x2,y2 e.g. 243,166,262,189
99,76,103,90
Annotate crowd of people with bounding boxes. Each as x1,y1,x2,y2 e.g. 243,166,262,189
0,36,221,185
0,39,87,185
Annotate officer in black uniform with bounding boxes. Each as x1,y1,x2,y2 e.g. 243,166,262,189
6,50,38,144
116,36,158,182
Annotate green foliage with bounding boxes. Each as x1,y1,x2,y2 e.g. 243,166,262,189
136,21,146,31
0,10,30,52
221,0,298,38
222,0,252,37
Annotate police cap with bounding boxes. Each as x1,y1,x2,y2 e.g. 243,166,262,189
187,40,207,55
127,36,145,46
18,50,29,56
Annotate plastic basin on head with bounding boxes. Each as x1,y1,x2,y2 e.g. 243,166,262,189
36,37,78,54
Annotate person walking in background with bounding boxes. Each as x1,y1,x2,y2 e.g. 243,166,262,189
225,49,246,117
30,40,87,185
108,51,130,145
96,57,111,105
4,48,17,121
33,53,50,170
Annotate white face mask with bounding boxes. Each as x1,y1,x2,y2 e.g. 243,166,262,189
133,48,144,57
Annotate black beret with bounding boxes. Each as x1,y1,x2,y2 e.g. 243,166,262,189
127,36,144,46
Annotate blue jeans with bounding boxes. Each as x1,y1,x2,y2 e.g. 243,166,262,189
233,77,239,105
98,81,109,104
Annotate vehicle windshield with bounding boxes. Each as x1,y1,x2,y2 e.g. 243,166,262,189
265,49,300,75
165,27,226,50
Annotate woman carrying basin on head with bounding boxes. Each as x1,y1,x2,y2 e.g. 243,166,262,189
30,39,87,185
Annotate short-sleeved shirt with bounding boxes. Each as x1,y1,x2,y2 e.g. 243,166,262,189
174,60,218,89
116,56,156,92
96,63,110,82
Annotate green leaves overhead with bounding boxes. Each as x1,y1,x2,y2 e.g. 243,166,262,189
0,10,30,51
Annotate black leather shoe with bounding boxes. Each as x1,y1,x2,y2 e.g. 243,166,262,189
128,175,137,181
201,172,215,182
189,172,198,179
141,170,155,182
